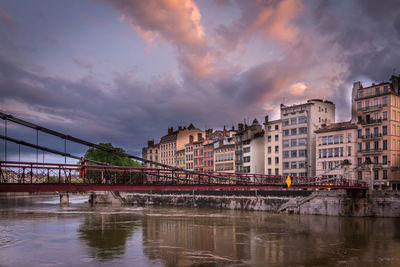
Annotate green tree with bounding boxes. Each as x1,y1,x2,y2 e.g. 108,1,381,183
80,143,143,184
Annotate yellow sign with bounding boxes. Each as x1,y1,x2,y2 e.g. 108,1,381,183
286,176,291,188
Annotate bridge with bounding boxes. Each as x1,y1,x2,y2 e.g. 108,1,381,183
0,111,368,193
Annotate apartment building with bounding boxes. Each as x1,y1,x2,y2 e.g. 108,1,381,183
352,75,400,190
193,138,204,171
142,140,159,168
214,143,235,172
185,140,194,171
315,122,358,179
264,117,282,175
160,127,178,166
281,99,335,177
203,139,214,172
233,123,246,173
176,149,185,169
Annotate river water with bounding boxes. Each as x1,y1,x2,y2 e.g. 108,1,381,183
0,195,400,266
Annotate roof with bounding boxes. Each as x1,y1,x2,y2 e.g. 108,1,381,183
160,131,178,143
315,121,357,133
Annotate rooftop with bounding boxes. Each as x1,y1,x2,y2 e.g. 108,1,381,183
315,121,357,133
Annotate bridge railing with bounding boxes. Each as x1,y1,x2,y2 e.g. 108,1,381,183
0,161,367,188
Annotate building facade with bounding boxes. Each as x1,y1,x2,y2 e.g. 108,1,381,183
214,144,235,173
203,139,214,172
185,141,194,171
264,117,282,175
193,139,204,171
281,99,335,177
352,76,400,190
315,122,358,180
160,127,178,166
176,149,185,169
142,140,159,168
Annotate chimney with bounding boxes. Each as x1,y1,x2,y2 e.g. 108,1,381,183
178,126,182,131
391,75,400,94
231,125,234,131
265,115,269,124
223,125,226,136
238,123,244,132
147,140,154,147
189,135,194,143
168,127,173,135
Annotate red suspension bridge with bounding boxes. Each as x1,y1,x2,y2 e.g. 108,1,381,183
0,112,368,192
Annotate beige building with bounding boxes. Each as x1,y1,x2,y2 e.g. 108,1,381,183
160,127,178,166
281,99,335,177
264,117,282,175
185,139,194,171
142,140,159,168
176,149,185,169
352,75,400,190
176,124,204,151
315,122,358,180
214,143,235,173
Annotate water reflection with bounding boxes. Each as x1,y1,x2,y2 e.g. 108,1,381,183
140,208,400,266
78,212,140,260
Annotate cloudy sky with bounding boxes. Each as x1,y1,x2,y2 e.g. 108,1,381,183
1,0,400,161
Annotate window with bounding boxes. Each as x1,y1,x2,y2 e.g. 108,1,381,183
291,118,297,125
384,85,388,93
283,140,289,147
365,100,369,107
334,148,339,157
374,98,379,106
358,171,362,180
319,149,321,158
275,135,279,141
283,162,289,169
323,149,327,158
275,146,279,152
382,96,388,105
340,136,344,144
283,130,289,136
374,170,379,180
291,128,297,135
275,125,279,130
358,129,362,138
267,125,271,131
383,155,388,164
382,126,388,135
268,146,272,153
375,87,380,95
275,168,279,175
383,140,387,150
298,116,307,123
359,90,364,97
299,161,306,168
299,149,307,157
357,101,362,110
299,138,306,145
374,141,379,150
283,119,289,126
299,127,307,134
365,128,370,136
291,139,297,146
374,156,379,164
328,136,333,144
283,151,289,158
366,142,370,151
373,127,379,136
358,143,362,152
291,162,297,169
322,137,327,145
268,135,271,142
383,111,388,120
334,136,339,144
291,150,297,158
268,169,272,175
275,157,279,164
268,157,272,164
383,170,388,179
328,148,333,157
357,158,362,166
348,146,351,156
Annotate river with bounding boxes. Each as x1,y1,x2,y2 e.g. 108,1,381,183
0,194,399,266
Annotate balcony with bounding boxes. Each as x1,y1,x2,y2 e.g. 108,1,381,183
358,118,382,126
358,103,387,112
235,159,242,165
359,149,382,155
235,150,243,155
361,133,382,140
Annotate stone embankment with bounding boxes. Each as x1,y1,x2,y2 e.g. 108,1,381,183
90,189,400,217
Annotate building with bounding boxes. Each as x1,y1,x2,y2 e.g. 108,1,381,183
160,127,178,166
142,140,159,168
233,123,246,173
264,117,282,175
241,119,263,173
185,135,194,171
250,132,265,174
315,122,358,180
176,149,185,169
281,99,335,177
351,75,400,190
193,135,204,171
203,139,214,172
176,124,204,151
214,143,235,173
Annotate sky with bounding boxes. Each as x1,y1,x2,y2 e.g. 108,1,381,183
1,0,400,162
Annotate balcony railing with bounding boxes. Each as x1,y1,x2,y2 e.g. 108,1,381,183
358,118,382,125
359,149,382,155
357,103,387,112
361,133,382,139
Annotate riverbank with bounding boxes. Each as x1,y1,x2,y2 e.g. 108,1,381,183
92,189,400,217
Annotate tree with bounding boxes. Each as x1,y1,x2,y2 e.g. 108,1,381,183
80,143,143,184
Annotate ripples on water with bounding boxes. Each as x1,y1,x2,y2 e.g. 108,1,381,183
0,194,400,266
